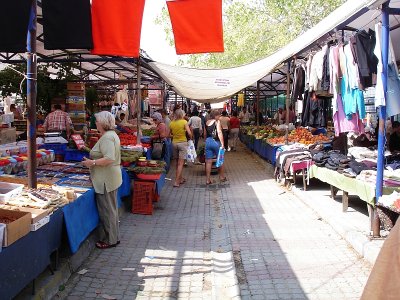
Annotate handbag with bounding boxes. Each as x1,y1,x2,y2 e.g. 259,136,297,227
151,134,166,160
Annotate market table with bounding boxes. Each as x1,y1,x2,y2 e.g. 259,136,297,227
308,165,400,231
0,209,64,299
264,143,279,165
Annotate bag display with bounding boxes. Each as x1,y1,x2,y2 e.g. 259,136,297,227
186,140,197,163
216,147,225,167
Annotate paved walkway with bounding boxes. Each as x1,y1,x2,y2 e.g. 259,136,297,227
59,142,372,300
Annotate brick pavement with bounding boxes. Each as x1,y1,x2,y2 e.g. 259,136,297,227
59,142,371,300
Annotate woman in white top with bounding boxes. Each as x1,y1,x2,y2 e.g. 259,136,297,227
188,110,202,150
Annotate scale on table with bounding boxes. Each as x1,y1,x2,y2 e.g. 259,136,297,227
44,132,68,144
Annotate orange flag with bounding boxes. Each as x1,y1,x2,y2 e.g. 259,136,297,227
91,0,145,57
166,0,224,55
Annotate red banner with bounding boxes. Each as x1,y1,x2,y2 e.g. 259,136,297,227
91,0,145,57
167,0,224,55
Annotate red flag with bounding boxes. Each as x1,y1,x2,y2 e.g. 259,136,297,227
167,0,224,55
91,0,145,57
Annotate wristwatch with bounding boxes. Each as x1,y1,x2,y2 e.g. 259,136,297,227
92,160,96,166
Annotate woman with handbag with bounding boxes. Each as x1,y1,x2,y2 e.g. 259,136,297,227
169,109,192,187
151,112,168,160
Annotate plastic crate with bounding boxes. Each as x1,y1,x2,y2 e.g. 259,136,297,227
64,149,89,162
40,143,67,155
131,181,155,215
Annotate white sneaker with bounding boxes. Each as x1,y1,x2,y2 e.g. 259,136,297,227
227,147,231,152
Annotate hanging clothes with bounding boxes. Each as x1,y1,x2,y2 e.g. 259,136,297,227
91,0,145,57
291,65,306,102
333,94,365,136
166,0,224,55
309,46,328,91
341,75,365,120
321,45,331,91
329,45,341,114
42,0,93,50
0,0,32,52
374,23,400,117
353,29,378,89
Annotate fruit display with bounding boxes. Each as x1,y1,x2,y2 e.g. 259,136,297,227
119,133,137,146
142,128,156,136
267,127,331,145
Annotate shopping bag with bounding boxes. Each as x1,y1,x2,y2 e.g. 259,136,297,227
151,137,166,160
215,147,225,167
186,140,197,163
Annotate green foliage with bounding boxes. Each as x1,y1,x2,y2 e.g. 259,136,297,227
156,0,345,68
0,62,80,113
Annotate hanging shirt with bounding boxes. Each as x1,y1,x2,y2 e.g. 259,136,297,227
333,94,364,136
91,0,145,57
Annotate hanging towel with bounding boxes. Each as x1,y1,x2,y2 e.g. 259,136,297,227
91,0,145,57
0,0,32,53
42,0,93,50
166,0,224,55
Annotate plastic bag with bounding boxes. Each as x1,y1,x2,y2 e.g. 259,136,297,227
186,140,197,163
216,147,225,167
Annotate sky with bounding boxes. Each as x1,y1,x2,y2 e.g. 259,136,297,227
140,0,179,65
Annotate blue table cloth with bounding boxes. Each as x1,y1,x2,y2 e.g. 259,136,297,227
62,168,131,254
0,209,64,299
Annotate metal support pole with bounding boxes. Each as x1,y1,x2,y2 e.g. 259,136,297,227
374,4,390,237
256,81,260,128
136,60,142,145
285,61,291,145
27,0,37,189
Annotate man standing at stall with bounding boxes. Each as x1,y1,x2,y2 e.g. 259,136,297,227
239,107,250,125
43,104,72,139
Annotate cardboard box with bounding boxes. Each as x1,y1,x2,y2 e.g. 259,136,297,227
0,127,16,145
31,215,50,231
67,90,85,97
0,205,49,223
67,82,85,91
0,208,31,246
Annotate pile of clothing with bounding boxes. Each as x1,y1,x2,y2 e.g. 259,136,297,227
312,150,370,177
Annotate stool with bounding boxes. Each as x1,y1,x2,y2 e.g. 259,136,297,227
131,181,156,215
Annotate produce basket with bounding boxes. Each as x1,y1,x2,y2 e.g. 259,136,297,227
134,173,162,181
131,181,154,215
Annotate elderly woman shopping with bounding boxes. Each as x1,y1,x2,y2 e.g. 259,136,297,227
82,111,122,249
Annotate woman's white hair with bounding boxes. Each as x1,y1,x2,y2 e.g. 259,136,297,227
95,111,116,131
174,109,185,120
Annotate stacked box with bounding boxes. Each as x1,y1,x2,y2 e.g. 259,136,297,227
66,83,86,127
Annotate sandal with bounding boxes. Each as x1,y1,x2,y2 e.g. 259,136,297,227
220,177,228,182
206,180,213,185
95,241,118,249
180,178,186,184
173,183,180,187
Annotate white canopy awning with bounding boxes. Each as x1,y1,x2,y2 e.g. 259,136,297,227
150,0,382,103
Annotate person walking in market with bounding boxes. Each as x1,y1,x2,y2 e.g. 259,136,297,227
169,109,192,187
219,110,230,151
204,110,227,185
43,104,73,139
82,111,122,249
229,110,240,151
188,110,202,151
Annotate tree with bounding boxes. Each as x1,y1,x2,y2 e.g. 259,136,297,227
0,62,80,113
156,0,345,68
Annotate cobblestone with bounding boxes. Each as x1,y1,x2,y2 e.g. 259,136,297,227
59,142,372,299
